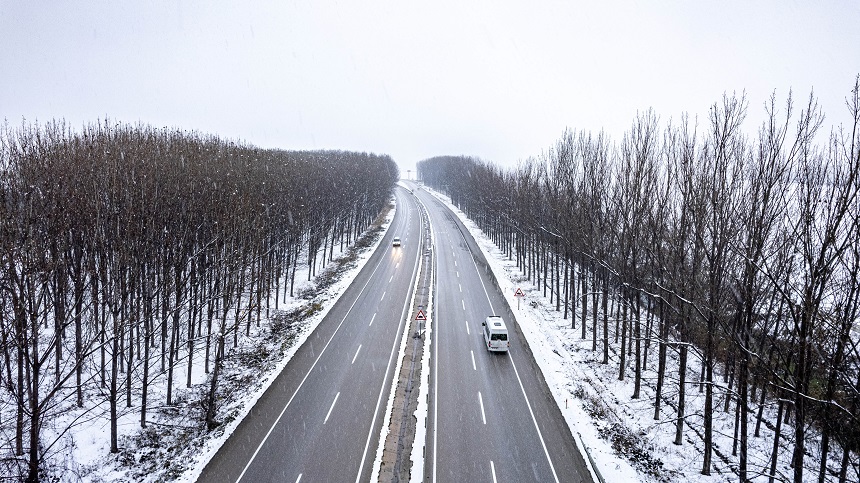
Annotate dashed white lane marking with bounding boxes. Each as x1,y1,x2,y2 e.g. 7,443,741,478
471,350,476,370
295,474,302,483
352,345,362,364
324,392,340,424
381,291,386,301
462,300,465,311
490,461,497,483
369,313,376,326
478,391,486,425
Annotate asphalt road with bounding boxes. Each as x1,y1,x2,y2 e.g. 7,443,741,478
411,184,594,483
197,186,423,483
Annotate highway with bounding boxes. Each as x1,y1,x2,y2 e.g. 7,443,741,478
197,183,593,482
197,186,423,483
411,183,594,483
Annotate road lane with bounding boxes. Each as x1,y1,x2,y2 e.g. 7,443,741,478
413,185,594,483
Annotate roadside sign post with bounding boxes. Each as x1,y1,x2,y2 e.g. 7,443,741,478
514,287,525,310
415,307,427,335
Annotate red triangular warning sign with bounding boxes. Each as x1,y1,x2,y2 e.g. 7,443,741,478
514,288,525,297
416,309,427,320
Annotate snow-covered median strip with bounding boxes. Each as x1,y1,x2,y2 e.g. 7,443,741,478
408,194,436,483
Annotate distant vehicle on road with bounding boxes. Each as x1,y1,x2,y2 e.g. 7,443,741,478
392,236,401,247
482,316,509,352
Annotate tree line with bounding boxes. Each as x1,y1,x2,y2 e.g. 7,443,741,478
0,119,398,482
419,78,860,483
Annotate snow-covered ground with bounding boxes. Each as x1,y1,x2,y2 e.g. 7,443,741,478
34,183,845,482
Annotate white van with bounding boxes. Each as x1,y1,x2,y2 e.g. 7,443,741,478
482,316,509,352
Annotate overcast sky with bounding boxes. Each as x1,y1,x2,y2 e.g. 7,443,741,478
2,1,858,177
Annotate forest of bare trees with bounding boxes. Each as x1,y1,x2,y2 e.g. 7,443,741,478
0,120,398,482
419,78,860,483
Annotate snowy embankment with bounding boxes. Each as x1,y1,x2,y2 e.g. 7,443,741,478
424,186,820,483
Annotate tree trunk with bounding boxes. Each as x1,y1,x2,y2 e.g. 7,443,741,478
580,263,587,336
591,268,598,352
633,296,641,399
654,301,667,420
619,294,627,381
602,273,609,365
563,251,569,320
674,310,688,446
570,258,577,330
702,314,714,475
26,308,41,482
16,299,25,456
125,274,133,408
205,328,226,431
109,315,120,453
643,303,653,372
188,261,198,388
53,266,66,382
793,310,812,483
738,349,749,482
73,256,84,408
769,396,785,483
141,284,151,428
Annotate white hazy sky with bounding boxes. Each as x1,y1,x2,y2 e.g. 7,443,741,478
2,1,859,177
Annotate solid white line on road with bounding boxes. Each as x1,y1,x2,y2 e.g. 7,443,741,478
471,350,476,370
465,319,470,335
511,357,560,483
295,474,302,483
324,392,340,424
369,313,376,326
490,461,498,483
478,391,487,424
352,345,362,364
